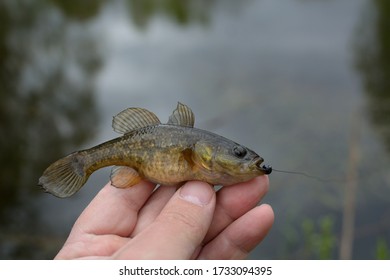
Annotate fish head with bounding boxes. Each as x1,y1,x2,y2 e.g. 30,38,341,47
193,140,271,185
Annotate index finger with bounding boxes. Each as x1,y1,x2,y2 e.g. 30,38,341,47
204,175,269,242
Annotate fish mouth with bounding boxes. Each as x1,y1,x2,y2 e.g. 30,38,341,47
261,164,272,174
253,157,272,175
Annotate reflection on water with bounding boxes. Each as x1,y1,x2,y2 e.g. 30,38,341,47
1,0,389,260
0,0,101,258
355,0,390,153
48,0,106,21
127,0,216,28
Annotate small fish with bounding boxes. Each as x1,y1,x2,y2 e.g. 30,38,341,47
39,102,272,198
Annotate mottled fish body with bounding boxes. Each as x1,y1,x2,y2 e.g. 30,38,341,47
39,103,271,198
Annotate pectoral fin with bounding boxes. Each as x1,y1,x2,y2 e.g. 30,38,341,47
112,108,161,134
110,166,142,188
167,102,195,127
191,141,220,181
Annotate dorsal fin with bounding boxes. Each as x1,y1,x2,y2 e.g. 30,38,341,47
112,107,161,134
167,102,195,127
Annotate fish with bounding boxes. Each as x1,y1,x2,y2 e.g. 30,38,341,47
38,102,272,198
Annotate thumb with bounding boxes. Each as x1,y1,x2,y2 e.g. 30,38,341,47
114,181,216,259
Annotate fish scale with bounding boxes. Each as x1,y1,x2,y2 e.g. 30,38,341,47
38,102,272,198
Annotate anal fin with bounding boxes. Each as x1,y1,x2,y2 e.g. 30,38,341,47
110,166,142,188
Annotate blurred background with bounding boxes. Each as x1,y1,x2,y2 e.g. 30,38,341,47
1,0,389,259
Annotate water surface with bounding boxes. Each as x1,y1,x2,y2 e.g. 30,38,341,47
1,0,389,259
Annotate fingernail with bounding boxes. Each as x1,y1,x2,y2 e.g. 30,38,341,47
180,182,213,206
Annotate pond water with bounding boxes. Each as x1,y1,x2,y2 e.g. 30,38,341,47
1,0,389,259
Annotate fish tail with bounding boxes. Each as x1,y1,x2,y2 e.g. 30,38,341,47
38,152,89,198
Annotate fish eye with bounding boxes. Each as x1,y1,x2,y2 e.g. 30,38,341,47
232,145,247,158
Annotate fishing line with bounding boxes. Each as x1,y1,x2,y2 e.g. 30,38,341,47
272,168,344,183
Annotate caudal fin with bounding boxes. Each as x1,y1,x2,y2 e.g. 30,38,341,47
38,152,89,198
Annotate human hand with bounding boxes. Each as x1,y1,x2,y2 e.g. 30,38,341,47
55,176,274,259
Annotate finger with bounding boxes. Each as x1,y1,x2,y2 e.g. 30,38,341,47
131,184,178,236
69,180,155,238
198,204,274,259
56,233,129,259
113,181,216,259
204,175,269,243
